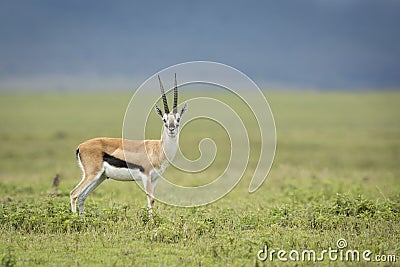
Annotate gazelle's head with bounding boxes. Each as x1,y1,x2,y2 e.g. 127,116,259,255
155,74,187,138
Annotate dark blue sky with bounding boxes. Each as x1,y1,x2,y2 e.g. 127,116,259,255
1,0,399,90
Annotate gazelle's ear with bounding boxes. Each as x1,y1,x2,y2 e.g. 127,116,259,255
155,105,163,118
180,102,188,117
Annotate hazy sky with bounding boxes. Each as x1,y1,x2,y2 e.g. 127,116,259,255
1,0,399,90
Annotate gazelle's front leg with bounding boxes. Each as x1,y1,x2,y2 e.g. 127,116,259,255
142,174,155,216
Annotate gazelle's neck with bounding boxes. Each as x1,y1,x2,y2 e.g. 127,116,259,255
161,128,179,162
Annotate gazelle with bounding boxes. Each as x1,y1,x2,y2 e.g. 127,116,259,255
70,74,187,215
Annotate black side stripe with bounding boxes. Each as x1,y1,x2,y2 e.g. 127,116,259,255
103,153,145,172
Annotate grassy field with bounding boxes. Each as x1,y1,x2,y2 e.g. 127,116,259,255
0,91,399,266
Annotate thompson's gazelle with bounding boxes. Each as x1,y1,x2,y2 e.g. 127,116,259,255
70,74,187,215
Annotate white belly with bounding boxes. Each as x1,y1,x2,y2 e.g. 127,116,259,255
103,162,144,181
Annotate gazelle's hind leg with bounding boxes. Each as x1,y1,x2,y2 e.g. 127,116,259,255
71,149,106,215
70,151,86,213
70,177,85,213
70,170,106,215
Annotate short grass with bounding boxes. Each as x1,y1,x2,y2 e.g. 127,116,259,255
0,91,399,266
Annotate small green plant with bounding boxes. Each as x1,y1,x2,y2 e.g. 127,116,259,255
1,247,16,267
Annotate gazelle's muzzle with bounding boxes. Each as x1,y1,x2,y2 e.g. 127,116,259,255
168,125,176,135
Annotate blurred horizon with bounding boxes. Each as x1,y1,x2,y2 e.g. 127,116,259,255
1,0,400,91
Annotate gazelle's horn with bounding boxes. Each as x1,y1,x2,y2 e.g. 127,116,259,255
173,73,178,113
158,75,169,114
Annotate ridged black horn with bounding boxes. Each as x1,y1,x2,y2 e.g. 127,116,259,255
173,73,178,113
158,75,169,114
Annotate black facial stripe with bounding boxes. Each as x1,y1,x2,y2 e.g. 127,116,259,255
103,153,145,172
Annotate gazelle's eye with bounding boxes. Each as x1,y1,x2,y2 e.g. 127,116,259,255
177,118,180,122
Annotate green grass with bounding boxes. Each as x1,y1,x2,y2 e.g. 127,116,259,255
0,91,399,266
